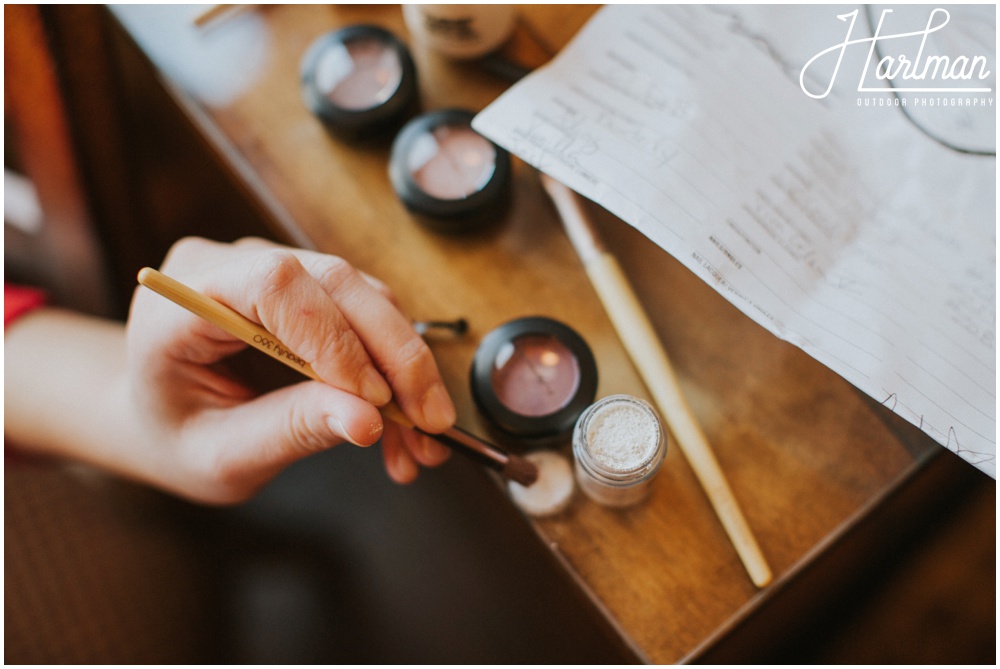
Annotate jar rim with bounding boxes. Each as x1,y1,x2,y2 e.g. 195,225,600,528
573,394,665,482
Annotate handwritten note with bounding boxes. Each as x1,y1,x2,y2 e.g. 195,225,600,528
474,5,996,477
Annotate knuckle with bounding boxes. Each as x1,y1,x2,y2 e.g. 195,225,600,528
253,250,306,299
389,336,435,381
309,324,358,369
314,255,359,291
173,235,211,254
233,236,271,248
286,403,333,453
363,272,397,304
161,236,212,269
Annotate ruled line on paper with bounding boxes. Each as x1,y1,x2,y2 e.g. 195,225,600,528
474,5,996,477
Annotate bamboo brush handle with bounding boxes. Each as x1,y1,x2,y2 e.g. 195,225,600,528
136,268,414,428
193,3,249,26
136,267,538,483
585,254,772,588
541,175,771,588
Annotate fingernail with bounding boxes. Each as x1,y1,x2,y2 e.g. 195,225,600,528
366,419,384,444
420,383,456,432
326,415,349,442
326,415,382,447
360,365,392,406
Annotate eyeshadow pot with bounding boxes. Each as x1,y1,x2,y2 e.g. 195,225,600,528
389,109,511,233
471,317,598,447
301,25,418,137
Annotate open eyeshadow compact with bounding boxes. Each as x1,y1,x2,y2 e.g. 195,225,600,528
389,109,511,233
470,316,598,448
300,25,418,137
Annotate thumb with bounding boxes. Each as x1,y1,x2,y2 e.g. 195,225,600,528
193,381,383,501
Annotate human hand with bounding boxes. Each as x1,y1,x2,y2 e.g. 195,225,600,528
125,237,454,503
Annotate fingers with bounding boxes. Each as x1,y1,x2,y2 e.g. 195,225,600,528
181,383,452,502
189,380,384,503
380,425,419,484
380,421,451,485
244,250,394,406
153,236,458,489
161,237,456,433
160,239,392,407
211,387,450,493
293,251,456,432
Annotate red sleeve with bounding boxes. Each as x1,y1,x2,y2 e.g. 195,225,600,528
5,283,49,462
5,284,47,328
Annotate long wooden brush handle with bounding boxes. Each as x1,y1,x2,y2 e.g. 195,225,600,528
587,254,771,587
193,3,250,27
542,177,772,588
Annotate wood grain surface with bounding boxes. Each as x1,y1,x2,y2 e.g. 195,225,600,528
109,5,939,662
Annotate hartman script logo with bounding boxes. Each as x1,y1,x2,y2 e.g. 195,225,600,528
800,8,993,99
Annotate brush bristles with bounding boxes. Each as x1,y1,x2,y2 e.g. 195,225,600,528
503,453,539,487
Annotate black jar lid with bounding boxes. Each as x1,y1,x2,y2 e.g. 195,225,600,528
300,25,418,137
389,109,511,233
471,316,598,445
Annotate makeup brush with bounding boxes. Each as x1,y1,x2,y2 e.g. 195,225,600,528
136,267,538,487
192,4,250,27
541,174,772,588
413,318,469,337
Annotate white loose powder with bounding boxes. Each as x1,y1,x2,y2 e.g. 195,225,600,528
508,451,574,517
585,401,659,472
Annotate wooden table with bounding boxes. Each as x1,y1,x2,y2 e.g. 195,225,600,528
83,4,971,663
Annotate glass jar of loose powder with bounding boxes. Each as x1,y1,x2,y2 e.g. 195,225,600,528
572,394,665,508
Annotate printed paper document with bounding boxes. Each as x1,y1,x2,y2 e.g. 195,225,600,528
474,5,996,477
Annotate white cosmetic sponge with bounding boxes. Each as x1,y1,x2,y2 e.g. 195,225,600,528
507,450,575,517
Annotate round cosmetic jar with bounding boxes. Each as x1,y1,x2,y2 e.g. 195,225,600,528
402,4,517,60
389,109,511,233
572,394,666,508
300,25,418,137
470,316,598,447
